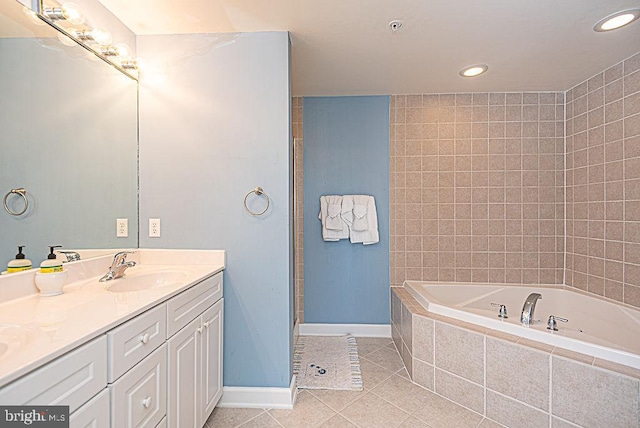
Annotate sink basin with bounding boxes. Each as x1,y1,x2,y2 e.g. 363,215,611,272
105,270,189,293
0,323,37,359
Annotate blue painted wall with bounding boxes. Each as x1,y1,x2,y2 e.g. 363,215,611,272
138,32,293,388
303,96,390,324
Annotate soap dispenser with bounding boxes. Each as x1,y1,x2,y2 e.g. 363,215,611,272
7,246,32,273
34,245,67,296
40,245,63,273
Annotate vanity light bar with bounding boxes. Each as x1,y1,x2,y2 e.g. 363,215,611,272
36,0,139,80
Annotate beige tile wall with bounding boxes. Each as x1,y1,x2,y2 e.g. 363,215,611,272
565,52,640,308
292,97,304,323
390,93,565,286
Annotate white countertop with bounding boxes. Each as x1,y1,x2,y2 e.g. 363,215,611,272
0,249,225,387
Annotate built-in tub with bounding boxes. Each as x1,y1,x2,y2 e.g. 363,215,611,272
405,281,640,370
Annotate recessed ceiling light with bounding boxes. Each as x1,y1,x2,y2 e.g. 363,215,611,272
459,64,488,77
594,9,640,32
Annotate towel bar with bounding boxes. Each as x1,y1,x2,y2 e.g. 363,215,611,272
3,188,28,216
244,187,270,216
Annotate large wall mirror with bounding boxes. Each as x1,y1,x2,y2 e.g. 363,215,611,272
0,0,138,268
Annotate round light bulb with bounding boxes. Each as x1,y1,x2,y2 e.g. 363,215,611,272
61,3,84,25
91,28,112,46
115,43,131,58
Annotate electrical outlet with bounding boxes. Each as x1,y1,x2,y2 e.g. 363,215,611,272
116,218,128,238
149,218,161,238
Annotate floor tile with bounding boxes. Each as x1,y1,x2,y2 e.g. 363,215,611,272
268,390,336,428
355,337,393,356
364,346,406,372
318,414,358,428
412,392,483,428
396,367,410,380
397,417,432,427
359,357,395,390
237,412,282,428
340,392,411,428
207,407,266,428
307,388,368,412
371,374,434,413
478,417,507,427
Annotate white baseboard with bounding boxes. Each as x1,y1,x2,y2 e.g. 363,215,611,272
217,375,297,409
298,323,391,337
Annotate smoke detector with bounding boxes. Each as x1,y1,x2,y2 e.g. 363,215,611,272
389,20,403,33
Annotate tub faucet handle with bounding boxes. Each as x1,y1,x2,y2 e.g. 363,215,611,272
491,303,508,319
547,315,568,331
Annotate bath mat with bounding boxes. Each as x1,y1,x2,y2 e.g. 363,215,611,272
293,335,363,391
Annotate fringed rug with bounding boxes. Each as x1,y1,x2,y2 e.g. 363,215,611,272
293,335,363,391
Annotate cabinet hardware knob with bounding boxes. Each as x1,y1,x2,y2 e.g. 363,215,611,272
203,321,210,329
140,333,150,344
142,397,152,408
197,326,203,334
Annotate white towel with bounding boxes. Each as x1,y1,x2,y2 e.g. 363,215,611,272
319,195,349,241
346,195,379,245
326,195,344,230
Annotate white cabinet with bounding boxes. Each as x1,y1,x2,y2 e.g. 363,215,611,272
110,344,167,428
200,299,224,420
167,274,223,428
70,389,110,428
0,270,223,428
0,336,107,413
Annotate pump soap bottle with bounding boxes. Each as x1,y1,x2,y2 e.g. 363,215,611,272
35,245,67,296
6,246,32,274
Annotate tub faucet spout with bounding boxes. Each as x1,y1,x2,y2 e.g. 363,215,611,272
520,293,542,325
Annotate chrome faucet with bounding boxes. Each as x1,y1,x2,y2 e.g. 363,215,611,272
520,293,542,325
99,251,136,282
58,250,81,262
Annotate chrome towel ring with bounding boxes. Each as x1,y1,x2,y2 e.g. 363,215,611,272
3,188,28,216
244,186,270,216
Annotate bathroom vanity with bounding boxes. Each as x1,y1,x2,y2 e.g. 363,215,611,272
0,249,225,428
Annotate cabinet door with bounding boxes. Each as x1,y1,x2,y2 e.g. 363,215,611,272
109,344,167,428
69,389,110,428
200,299,224,424
167,317,200,428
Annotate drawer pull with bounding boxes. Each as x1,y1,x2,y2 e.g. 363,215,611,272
203,321,210,329
142,397,152,408
140,333,151,344
197,326,203,334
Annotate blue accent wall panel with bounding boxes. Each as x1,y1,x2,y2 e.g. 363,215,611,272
303,96,390,324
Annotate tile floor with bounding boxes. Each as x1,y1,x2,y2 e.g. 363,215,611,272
206,337,503,428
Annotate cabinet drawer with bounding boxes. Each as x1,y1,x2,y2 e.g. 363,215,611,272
0,336,107,412
70,389,110,428
166,273,222,338
110,343,167,428
108,304,166,382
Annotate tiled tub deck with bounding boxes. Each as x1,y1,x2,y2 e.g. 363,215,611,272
391,286,640,428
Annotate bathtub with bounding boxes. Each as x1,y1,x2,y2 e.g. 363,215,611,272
404,281,640,370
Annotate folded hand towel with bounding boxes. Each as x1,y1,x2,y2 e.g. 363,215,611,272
319,195,349,241
346,195,379,245
352,202,369,231
326,196,344,230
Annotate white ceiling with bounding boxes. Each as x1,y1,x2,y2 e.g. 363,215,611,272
97,0,640,96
